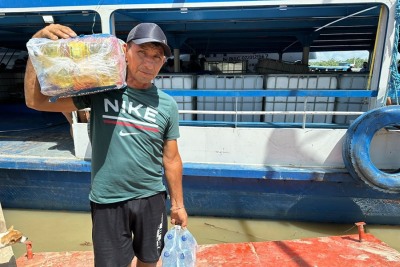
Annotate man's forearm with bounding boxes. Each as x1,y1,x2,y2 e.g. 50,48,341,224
165,164,184,208
24,58,49,110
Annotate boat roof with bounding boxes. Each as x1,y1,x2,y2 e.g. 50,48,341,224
0,1,384,55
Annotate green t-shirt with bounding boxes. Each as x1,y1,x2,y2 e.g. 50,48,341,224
73,85,180,204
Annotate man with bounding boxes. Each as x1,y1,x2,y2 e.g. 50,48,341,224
24,23,188,267
360,61,369,72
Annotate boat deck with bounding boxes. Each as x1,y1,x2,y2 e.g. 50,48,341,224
0,104,90,170
16,232,400,267
1,105,71,152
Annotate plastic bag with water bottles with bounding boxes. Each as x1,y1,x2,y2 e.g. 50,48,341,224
161,225,198,267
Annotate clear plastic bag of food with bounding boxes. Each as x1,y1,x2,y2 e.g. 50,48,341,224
26,34,126,102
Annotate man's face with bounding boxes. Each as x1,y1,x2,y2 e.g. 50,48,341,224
124,42,165,89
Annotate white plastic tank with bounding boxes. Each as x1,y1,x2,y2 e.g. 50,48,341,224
334,74,369,124
264,74,337,123
154,74,196,120
196,75,264,122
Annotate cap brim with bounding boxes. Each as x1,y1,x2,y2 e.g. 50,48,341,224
132,38,172,57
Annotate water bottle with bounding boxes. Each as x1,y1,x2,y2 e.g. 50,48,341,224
161,227,179,267
161,225,198,267
178,228,197,266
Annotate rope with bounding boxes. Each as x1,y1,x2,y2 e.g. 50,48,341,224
387,0,400,105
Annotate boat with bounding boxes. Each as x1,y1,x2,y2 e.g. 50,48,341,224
0,0,400,225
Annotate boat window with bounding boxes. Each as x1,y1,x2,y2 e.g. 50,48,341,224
205,61,246,74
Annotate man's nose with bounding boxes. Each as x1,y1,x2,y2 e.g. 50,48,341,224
142,55,158,65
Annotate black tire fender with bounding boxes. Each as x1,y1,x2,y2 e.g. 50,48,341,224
343,105,400,193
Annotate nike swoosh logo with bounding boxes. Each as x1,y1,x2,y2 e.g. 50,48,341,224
119,130,140,137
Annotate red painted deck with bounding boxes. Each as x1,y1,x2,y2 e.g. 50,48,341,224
16,233,400,267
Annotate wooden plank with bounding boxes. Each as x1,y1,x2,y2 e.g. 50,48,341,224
0,203,17,267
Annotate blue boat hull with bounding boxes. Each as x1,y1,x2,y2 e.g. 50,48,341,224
1,162,400,225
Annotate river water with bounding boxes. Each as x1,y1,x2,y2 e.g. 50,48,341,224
3,209,400,259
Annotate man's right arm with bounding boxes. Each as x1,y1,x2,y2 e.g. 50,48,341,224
24,24,78,112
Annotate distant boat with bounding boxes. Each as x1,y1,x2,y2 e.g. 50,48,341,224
0,0,400,225
309,62,354,72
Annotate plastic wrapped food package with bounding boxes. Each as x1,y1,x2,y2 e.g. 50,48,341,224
26,34,127,101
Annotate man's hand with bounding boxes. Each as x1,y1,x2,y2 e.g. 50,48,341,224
33,24,77,40
24,23,79,112
170,207,188,228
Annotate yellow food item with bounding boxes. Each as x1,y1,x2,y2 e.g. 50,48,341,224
69,41,89,60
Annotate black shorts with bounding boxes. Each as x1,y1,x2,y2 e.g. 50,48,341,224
90,192,167,267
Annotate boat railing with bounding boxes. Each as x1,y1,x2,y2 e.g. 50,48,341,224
162,89,376,129
152,73,372,128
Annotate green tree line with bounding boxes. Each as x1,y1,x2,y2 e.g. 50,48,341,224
310,57,367,68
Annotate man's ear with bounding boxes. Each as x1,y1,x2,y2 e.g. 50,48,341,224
123,42,128,56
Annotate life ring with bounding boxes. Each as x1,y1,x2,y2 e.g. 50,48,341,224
343,105,400,193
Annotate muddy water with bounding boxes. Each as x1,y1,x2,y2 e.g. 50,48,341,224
3,209,400,259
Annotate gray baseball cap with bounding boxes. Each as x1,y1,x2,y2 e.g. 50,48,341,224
126,23,172,57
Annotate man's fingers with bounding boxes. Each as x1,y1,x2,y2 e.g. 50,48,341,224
56,26,77,38
34,24,77,39
47,25,77,39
